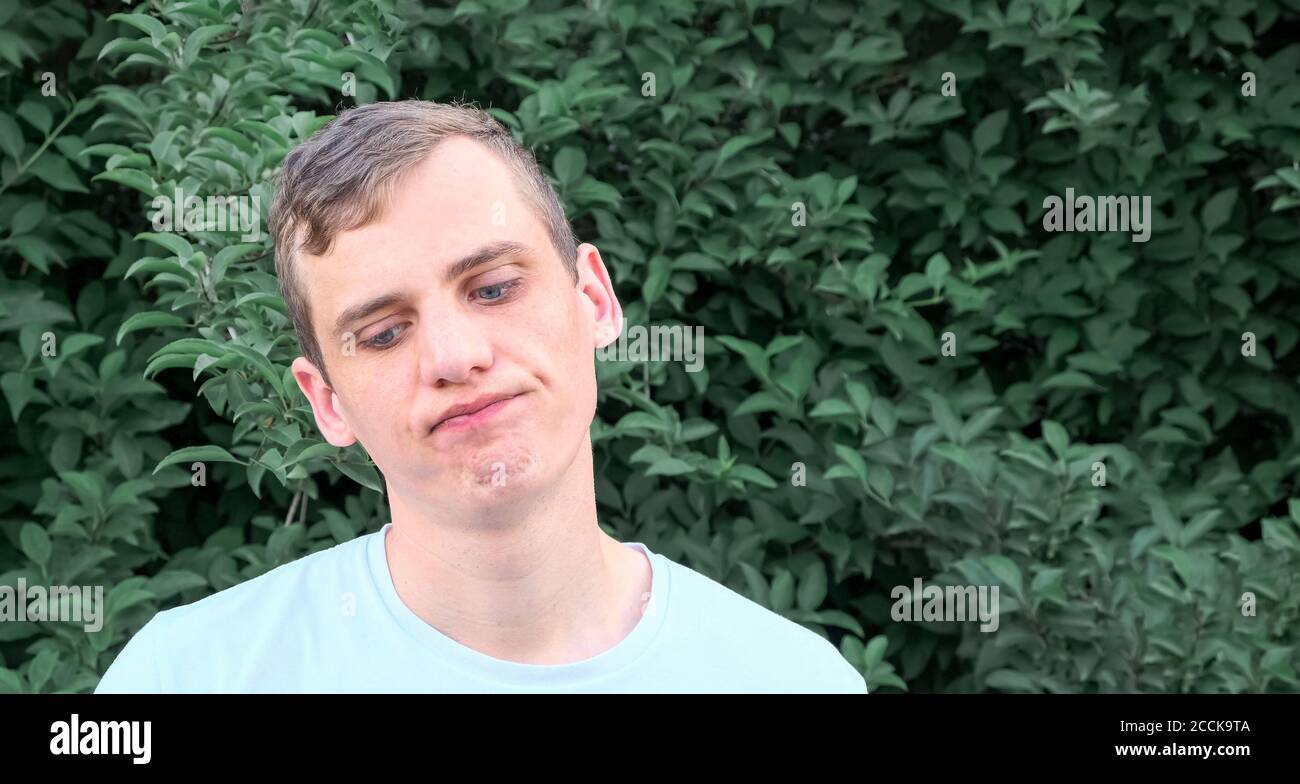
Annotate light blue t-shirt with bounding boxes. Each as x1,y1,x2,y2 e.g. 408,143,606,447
95,524,867,693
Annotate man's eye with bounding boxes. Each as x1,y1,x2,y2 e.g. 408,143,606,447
471,279,520,303
362,324,404,350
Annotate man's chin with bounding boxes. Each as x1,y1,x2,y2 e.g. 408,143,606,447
458,446,538,496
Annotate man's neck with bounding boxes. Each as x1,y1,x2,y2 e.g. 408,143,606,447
381,440,652,665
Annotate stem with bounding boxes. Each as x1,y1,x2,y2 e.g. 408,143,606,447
285,489,301,526
0,99,81,199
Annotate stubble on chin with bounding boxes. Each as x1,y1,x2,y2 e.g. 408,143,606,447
459,442,537,495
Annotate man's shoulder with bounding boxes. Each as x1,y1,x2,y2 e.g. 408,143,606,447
140,533,379,655
658,552,830,645
95,531,378,693
655,552,868,693
160,530,375,632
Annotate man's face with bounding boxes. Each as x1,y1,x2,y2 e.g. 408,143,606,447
290,137,622,510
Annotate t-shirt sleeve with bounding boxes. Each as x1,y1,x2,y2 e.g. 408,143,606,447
94,613,167,694
839,663,870,694
829,659,869,694
815,639,870,694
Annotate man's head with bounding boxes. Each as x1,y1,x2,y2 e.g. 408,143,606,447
269,100,622,509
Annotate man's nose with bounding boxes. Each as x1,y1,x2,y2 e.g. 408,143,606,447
415,309,494,386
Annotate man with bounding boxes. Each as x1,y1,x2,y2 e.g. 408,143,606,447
96,100,867,693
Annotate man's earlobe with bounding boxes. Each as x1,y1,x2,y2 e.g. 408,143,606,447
291,356,358,448
596,319,622,349
575,242,623,350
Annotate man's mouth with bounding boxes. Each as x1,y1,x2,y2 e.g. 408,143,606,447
430,392,523,434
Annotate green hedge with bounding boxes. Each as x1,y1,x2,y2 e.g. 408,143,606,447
1,0,1299,693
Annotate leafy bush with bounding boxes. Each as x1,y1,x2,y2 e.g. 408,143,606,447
1,0,1298,693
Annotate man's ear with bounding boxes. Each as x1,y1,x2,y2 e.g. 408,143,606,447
292,356,358,448
574,242,623,348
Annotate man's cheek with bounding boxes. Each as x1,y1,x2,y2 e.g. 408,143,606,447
345,379,397,437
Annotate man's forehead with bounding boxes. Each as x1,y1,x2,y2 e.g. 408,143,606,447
306,140,542,271
295,137,550,331
396,135,528,211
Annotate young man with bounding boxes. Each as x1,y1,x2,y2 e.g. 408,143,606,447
96,100,868,693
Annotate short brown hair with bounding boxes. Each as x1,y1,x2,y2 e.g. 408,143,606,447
268,100,578,386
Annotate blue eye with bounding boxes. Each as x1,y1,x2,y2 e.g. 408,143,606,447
473,279,520,303
362,325,403,350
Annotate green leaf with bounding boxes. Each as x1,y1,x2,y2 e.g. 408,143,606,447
810,398,858,419
10,201,45,235
769,569,794,612
136,232,194,259
985,669,1038,693
714,130,773,172
27,650,58,692
924,253,951,290
116,311,188,344
642,255,671,305
738,562,769,605
97,37,168,64
108,12,168,43
646,456,695,476
1041,420,1069,460
1042,370,1105,391
17,100,51,135
715,335,770,380
797,559,828,611
183,24,235,67
26,155,87,193
553,146,586,185
926,391,962,443
106,582,156,620
728,463,776,488
57,334,104,359
982,555,1023,600
1201,187,1237,234
616,412,671,433
1210,17,1253,45
973,110,1009,155
929,442,979,476
0,372,41,421
862,635,889,672
1146,495,1183,544
223,344,286,398
20,523,51,567
153,445,244,474
92,168,159,197
831,443,869,487
334,459,382,493
146,570,208,600
0,112,23,161
59,471,105,510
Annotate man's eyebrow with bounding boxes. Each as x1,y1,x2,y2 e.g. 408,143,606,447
441,240,531,285
331,241,533,339
333,292,406,340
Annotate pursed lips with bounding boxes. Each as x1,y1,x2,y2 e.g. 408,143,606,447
429,392,522,433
